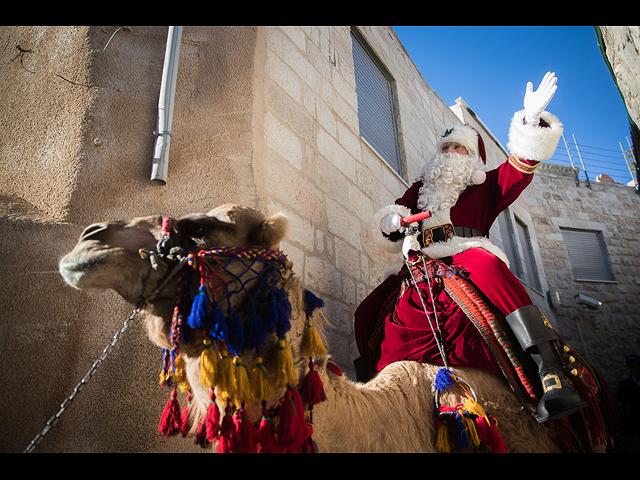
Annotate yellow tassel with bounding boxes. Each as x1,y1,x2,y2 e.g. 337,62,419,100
216,348,235,403
234,356,252,405
273,337,298,390
303,321,327,358
436,422,451,453
173,355,190,393
251,357,275,403
461,414,481,447
200,339,218,389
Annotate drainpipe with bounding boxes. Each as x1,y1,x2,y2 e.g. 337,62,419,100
150,26,182,186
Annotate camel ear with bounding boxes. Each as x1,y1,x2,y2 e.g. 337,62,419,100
254,212,289,248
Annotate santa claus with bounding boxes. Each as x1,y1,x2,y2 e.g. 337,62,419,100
356,72,587,423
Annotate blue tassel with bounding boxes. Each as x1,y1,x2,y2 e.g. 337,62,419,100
207,301,227,342
243,312,266,351
187,285,208,329
454,411,469,449
274,289,292,338
225,307,244,354
303,290,324,318
435,368,455,393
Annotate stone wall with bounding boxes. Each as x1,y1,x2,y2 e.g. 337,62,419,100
524,167,640,392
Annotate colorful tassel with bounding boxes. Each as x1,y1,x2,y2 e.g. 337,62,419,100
273,289,292,338
257,407,276,453
225,308,244,354
488,416,509,453
206,389,221,442
200,339,218,388
453,411,469,448
244,312,266,351
251,357,275,403
180,392,193,437
216,347,235,403
158,389,182,438
235,409,257,453
173,354,190,393
300,359,325,405
273,337,298,390
277,387,305,448
216,402,237,453
435,419,451,452
234,356,252,405
187,285,208,329
303,321,327,358
207,301,227,341
435,368,455,392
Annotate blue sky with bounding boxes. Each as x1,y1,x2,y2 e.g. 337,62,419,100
392,26,635,185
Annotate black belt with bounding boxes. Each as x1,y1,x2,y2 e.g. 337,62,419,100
421,224,485,247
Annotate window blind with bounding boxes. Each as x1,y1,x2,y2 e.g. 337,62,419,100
351,30,402,175
560,228,614,282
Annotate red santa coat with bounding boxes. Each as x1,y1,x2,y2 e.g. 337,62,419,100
356,110,564,379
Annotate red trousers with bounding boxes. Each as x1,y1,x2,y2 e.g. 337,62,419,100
449,248,532,315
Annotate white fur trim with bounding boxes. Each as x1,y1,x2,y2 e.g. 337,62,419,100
436,125,480,158
372,204,412,254
422,236,510,267
506,110,563,161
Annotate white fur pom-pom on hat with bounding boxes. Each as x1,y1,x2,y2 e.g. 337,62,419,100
471,170,486,185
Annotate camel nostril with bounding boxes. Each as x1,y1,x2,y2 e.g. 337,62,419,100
80,223,109,241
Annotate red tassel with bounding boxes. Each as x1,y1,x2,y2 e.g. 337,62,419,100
488,416,509,453
300,360,326,406
277,387,305,448
257,408,277,453
195,415,209,448
206,389,221,442
234,409,257,453
474,415,491,444
180,393,192,437
158,389,182,438
216,402,237,453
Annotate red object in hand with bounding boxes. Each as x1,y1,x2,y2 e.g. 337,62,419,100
401,211,431,227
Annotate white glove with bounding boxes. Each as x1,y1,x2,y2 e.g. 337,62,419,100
524,71,558,125
381,213,404,235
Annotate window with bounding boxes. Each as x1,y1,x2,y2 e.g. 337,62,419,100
498,209,523,280
351,28,402,176
560,228,615,282
515,217,542,291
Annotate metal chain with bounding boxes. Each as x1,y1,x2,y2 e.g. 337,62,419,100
23,308,140,453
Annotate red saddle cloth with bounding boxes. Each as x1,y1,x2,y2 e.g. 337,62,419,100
356,258,537,403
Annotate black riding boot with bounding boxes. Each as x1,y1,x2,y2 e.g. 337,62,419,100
506,305,588,423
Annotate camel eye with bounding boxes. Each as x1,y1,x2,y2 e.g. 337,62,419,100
185,224,204,237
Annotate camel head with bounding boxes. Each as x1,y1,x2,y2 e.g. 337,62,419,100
60,204,289,306
60,204,328,451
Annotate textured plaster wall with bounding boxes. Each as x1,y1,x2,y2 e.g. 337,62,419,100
1,26,258,453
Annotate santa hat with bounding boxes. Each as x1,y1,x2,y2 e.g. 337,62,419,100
435,124,487,185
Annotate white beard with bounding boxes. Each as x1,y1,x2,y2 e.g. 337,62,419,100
416,152,485,214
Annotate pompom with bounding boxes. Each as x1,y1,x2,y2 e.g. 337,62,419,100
435,368,455,392
471,170,486,185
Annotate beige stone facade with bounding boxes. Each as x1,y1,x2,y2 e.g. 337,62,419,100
1,26,638,452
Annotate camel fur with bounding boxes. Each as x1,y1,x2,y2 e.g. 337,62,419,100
60,203,562,452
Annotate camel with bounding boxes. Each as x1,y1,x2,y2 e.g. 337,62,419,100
60,203,600,453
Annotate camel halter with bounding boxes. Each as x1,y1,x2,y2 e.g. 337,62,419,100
152,217,331,453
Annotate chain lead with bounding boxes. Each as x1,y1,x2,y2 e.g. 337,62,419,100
23,308,140,453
